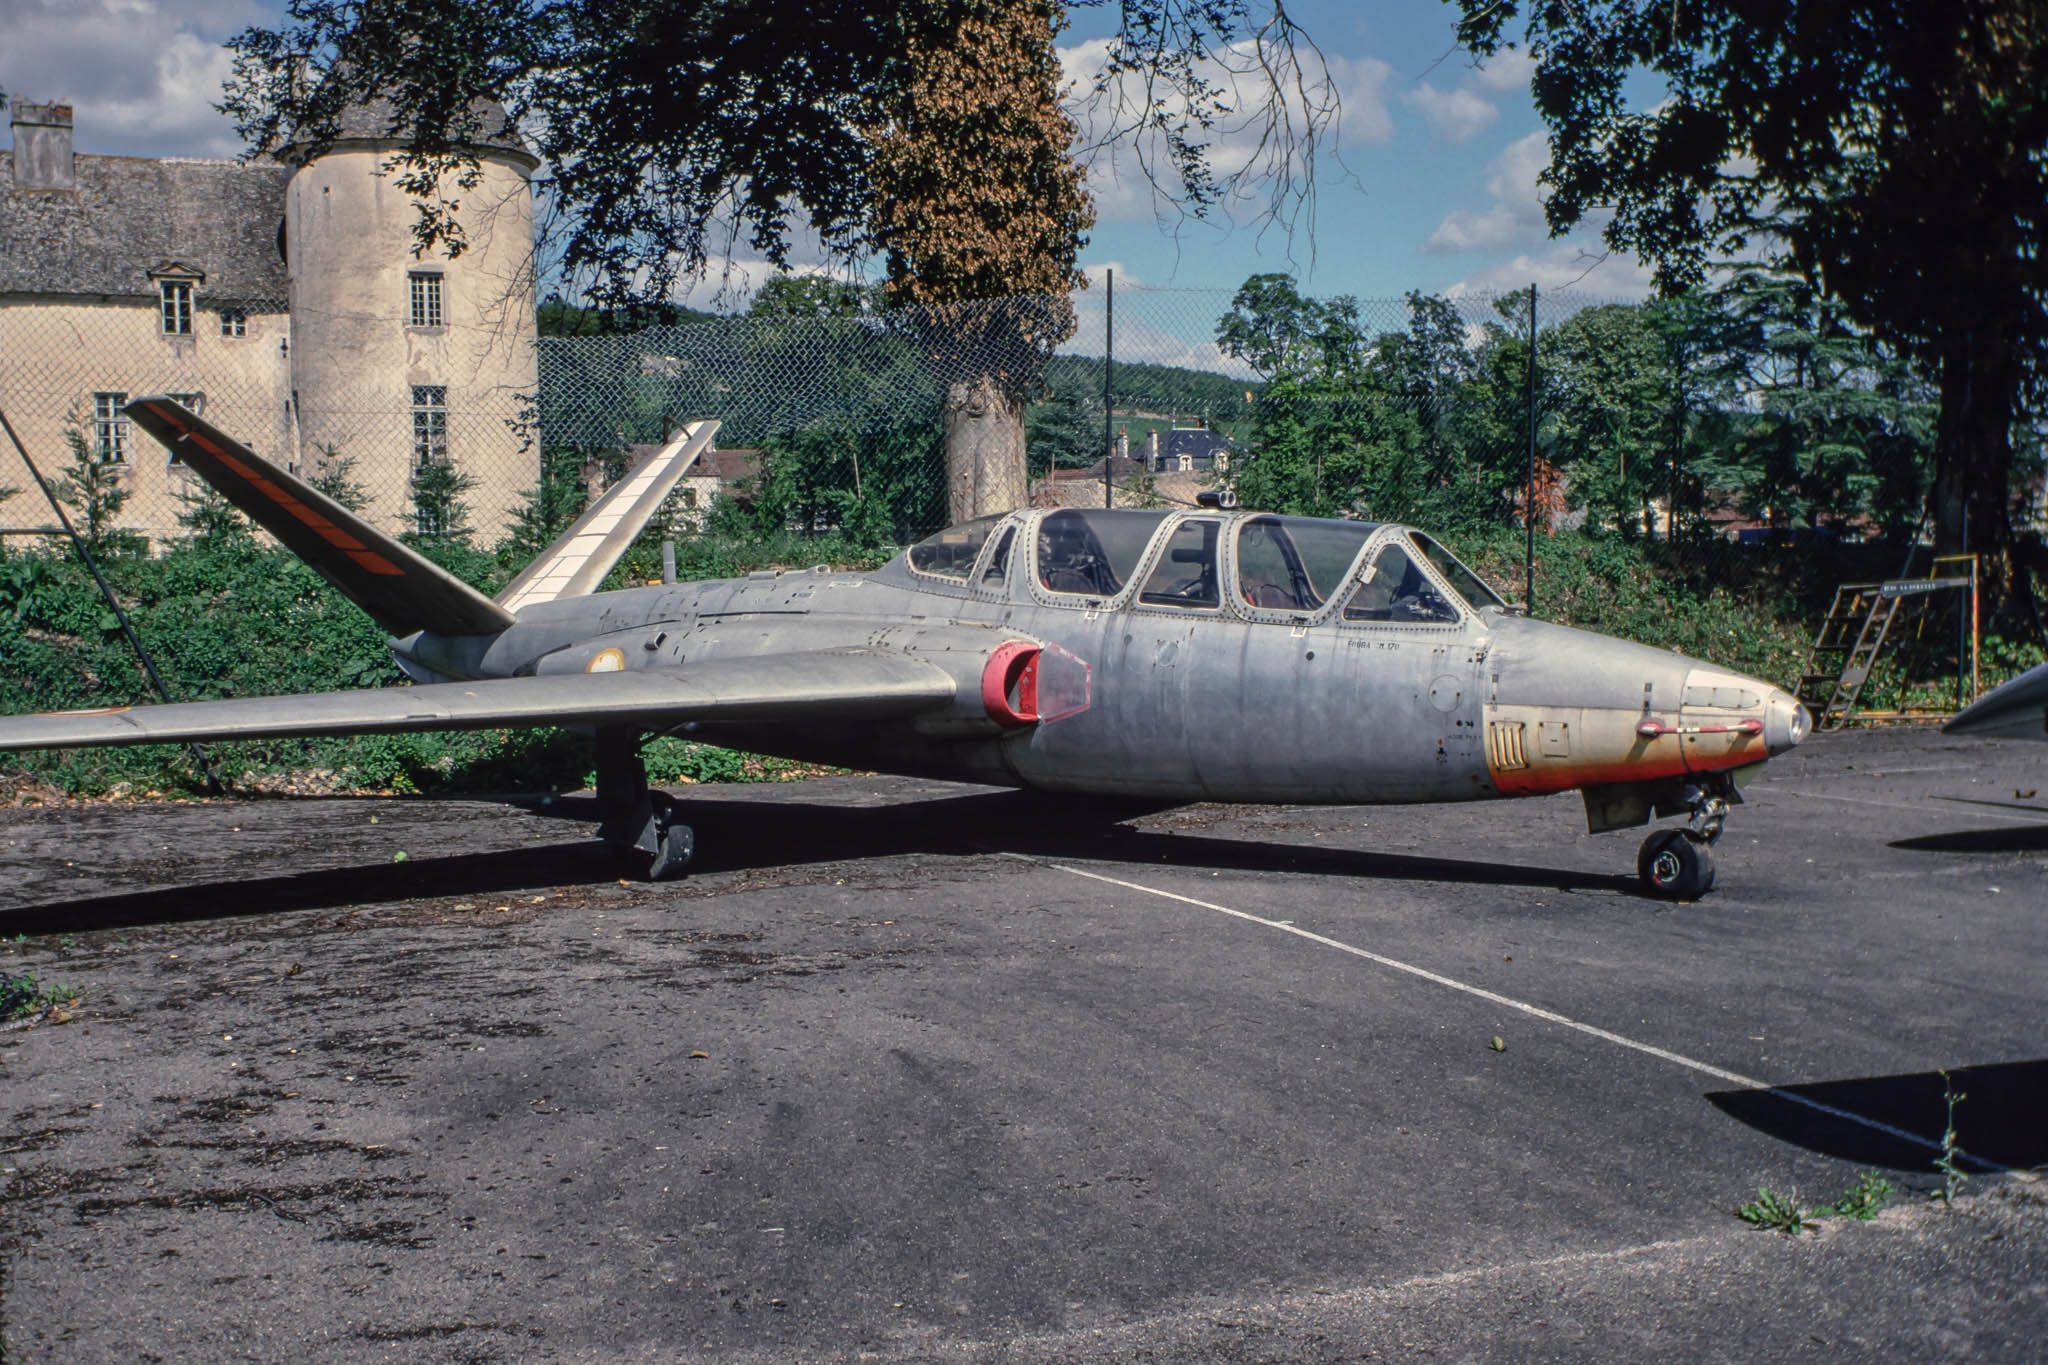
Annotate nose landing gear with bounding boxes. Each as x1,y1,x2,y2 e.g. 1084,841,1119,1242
1636,777,1733,901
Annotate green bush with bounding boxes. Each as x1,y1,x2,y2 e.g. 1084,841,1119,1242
0,527,854,798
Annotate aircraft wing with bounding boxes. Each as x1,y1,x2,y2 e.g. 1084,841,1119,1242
1944,661,2048,742
0,651,956,752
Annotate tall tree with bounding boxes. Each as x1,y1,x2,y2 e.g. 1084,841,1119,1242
1448,0,2048,606
1693,266,1936,540
871,0,1092,520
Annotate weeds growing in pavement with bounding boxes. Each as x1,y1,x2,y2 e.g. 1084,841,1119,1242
1933,1070,1970,1205
1739,1169,1895,1235
0,970,80,1023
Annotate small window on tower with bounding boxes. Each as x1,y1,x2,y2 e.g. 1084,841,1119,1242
411,385,449,467
219,307,247,338
159,280,193,335
408,271,444,328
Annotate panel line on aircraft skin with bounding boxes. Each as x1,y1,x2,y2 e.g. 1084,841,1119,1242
1000,854,2022,1179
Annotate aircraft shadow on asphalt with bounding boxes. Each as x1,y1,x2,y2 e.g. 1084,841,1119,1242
1889,825,2048,854
1706,1059,2048,1173
0,788,1632,935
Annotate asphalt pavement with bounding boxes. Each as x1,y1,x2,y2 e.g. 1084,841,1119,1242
1,725,2043,1362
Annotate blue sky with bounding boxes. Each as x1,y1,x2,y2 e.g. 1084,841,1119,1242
0,0,1655,312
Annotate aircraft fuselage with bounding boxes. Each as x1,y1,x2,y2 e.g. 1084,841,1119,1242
395,508,1806,820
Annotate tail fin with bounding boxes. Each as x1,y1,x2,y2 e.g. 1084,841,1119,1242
126,397,516,638
495,420,719,613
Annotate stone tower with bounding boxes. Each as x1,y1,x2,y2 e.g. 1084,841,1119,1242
283,100,539,542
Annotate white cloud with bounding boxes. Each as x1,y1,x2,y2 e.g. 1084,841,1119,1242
1446,242,1656,301
1425,205,1520,253
0,1,262,159
1327,53,1396,148
1468,49,1538,95
1423,130,1551,253
1406,82,1497,144
1059,37,1392,228
1418,125,1655,299
1078,260,1143,290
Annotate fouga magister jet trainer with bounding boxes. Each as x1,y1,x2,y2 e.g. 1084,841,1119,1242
0,398,1809,899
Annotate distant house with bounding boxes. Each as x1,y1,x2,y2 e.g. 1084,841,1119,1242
1031,453,1221,511
0,96,539,544
1142,421,1237,474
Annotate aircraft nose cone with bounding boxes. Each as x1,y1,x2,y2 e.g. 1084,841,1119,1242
1765,688,1810,754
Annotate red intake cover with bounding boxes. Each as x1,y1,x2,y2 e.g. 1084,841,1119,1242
982,641,1090,727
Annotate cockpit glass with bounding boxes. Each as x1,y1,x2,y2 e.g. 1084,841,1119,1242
1412,534,1507,611
1139,518,1221,608
1037,509,1174,597
908,515,1003,580
1234,516,1376,611
1342,544,1459,623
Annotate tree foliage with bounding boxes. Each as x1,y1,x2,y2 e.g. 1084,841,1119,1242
1448,0,2048,602
225,0,1328,305
1214,271,1937,545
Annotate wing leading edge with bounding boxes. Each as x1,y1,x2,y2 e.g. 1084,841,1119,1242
496,421,720,613
0,651,957,752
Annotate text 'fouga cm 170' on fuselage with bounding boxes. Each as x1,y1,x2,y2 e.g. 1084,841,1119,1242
0,398,1809,899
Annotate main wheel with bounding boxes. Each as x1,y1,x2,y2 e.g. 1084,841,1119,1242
648,821,695,881
1637,829,1715,900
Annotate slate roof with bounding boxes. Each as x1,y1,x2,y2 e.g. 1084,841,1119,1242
0,152,291,300
293,96,533,164
1156,427,1235,465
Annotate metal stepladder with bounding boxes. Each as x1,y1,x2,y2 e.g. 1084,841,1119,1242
1797,556,1979,729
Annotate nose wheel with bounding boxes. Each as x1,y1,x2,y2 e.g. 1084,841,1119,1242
1638,829,1714,900
1636,776,1732,900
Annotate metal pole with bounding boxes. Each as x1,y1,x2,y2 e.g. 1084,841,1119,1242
1525,282,1537,612
1103,268,1115,509
1957,507,1969,710
1970,554,1980,702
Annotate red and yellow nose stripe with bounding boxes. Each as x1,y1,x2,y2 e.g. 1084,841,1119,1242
1483,705,1772,796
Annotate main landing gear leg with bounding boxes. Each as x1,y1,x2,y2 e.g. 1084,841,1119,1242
594,727,695,882
1636,775,1733,902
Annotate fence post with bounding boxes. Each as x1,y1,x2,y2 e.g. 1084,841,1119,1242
1103,268,1115,509
1525,281,1537,613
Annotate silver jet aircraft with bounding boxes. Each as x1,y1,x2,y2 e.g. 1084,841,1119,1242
0,399,1809,899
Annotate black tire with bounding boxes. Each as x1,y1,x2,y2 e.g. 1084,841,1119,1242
648,822,695,881
1637,829,1715,900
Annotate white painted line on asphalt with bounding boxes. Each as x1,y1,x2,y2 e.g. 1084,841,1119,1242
1003,854,2021,1178
1772,789,2048,827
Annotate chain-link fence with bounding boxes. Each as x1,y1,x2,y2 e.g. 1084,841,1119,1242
0,284,1593,554
1,278,2007,582
3,278,2040,736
